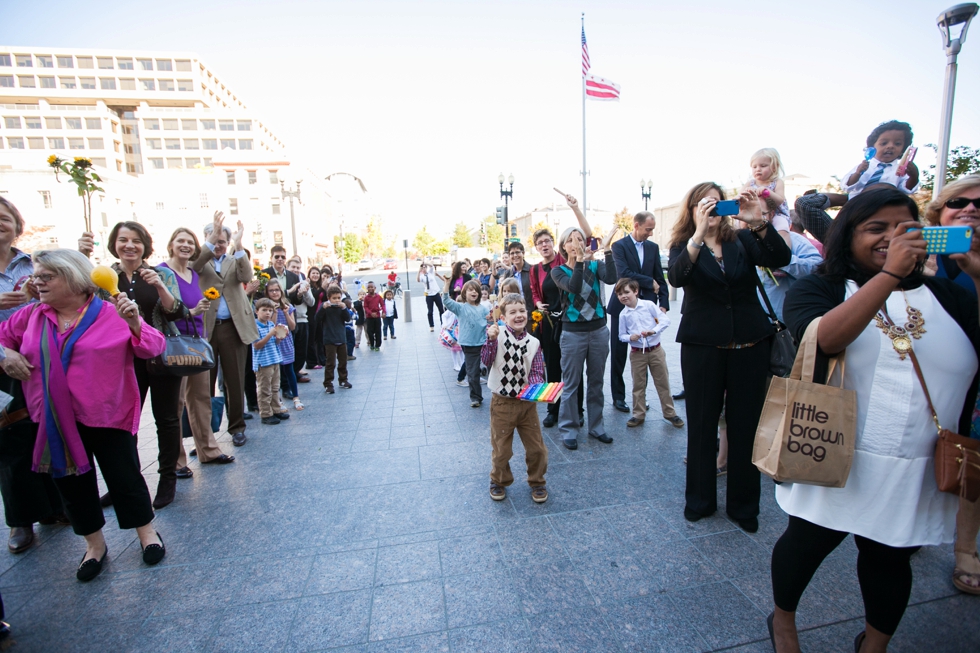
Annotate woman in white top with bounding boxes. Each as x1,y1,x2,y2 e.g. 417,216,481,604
773,188,980,653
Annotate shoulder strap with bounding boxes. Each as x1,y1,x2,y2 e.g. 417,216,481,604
736,237,780,324
880,306,942,433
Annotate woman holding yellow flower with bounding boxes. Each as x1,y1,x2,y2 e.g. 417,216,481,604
162,228,235,475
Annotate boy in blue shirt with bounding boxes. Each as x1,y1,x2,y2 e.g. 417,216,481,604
253,298,290,425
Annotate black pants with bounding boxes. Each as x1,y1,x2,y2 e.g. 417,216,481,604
307,319,325,368
609,308,628,403
133,357,182,482
366,317,382,348
244,348,258,410
680,341,770,520
539,316,583,418
461,345,483,403
292,322,309,377
425,294,445,328
0,418,63,527
771,516,919,636
51,424,154,536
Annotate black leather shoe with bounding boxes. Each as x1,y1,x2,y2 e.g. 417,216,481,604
202,454,235,464
542,414,557,428
189,449,197,457
672,390,686,400
563,439,578,450
274,412,290,420
141,532,166,565
261,417,281,425
613,400,630,413
76,546,108,582
684,507,705,522
175,466,194,478
736,517,759,533
232,432,247,446
243,412,254,420
99,492,113,508
589,432,613,444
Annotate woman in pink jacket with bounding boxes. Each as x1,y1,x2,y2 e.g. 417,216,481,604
0,249,167,582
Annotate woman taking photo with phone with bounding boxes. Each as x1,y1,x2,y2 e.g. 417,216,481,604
667,183,790,532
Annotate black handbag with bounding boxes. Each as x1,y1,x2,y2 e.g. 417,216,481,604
753,271,797,378
147,303,215,377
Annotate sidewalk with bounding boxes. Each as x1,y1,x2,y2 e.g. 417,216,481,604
0,293,975,652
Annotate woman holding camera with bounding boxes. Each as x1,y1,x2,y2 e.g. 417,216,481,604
667,183,790,532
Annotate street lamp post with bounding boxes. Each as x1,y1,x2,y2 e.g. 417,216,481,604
499,173,514,244
640,179,652,211
933,3,978,198
280,180,302,255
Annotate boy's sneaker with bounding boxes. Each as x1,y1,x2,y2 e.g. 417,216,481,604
274,412,290,420
455,380,468,387
324,385,335,394
531,486,548,503
627,417,644,428
348,355,357,360
489,483,506,501
470,400,481,408
261,416,281,425
339,381,352,389
666,416,685,428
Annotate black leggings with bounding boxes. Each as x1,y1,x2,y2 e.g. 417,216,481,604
771,516,920,636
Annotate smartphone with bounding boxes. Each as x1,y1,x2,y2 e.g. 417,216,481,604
589,237,599,251
711,199,740,217
897,146,918,177
908,225,973,255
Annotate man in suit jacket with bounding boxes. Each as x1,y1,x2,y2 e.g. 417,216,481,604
608,211,670,412
503,241,535,314
193,212,259,447
258,244,303,304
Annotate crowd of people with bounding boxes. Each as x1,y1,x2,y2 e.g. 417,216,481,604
0,119,976,652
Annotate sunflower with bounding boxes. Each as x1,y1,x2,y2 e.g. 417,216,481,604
46,154,60,166
260,272,271,280
203,287,220,300
73,157,92,168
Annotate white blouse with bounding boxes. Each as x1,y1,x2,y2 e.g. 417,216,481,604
776,282,976,547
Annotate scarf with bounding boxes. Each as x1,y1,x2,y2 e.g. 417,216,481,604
33,296,103,477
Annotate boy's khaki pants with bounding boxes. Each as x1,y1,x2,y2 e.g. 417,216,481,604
256,364,283,418
630,345,677,421
489,394,548,487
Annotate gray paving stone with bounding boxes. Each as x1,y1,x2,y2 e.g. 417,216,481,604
368,579,446,641
447,617,533,653
509,560,595,615
439,533,506,577
669,581,768,650
374,540,441,586
286,590,372,651
599,594,709,652
210,600,301,653
305,547,377,595
528,606,622,652
443,569,523,628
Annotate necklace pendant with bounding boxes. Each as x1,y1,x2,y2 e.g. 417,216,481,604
892,335,912,357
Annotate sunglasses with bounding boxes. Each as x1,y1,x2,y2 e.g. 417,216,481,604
945,197,980,210
272,255,286,260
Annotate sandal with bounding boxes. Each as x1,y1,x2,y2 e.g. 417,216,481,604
293,397,305,411
953,551,980,595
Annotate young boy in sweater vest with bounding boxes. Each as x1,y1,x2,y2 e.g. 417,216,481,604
481,293,549,503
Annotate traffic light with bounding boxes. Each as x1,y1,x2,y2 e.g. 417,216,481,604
510,224,517,238
495,206,507,225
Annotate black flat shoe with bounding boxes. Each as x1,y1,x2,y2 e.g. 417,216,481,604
243,412,254,420
854,631,866,653
142,532,166,566
274,412,290,420
613,400,630,413
202,454,235,464
99,492,113,508
542,414,557,428
767,612,775,652
563,439,578,450
736,517,759,533
684,507,705,522
672,390,686,400
76,546,108,582
589,432,613,444
175,466,193,478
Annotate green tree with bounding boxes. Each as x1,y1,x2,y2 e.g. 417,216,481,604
451,221,473,247
382,242,397,258
363,216,384,258
614,206,633,235
527,220,550,252
413,226,436,256
481,215,504,252
432,239,451,255
341,232,363,263
921,144,980,193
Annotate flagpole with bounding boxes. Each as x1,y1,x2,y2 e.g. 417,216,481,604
581,12,587,219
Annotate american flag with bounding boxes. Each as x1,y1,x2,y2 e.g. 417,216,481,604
585,74,620,101
581,26,590,77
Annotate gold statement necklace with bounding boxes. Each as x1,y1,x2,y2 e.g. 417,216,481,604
874,291,926,360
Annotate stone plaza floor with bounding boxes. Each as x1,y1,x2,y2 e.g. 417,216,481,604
0,293,977,652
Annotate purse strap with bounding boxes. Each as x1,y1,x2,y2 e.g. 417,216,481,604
735,237,782,327
879,306,943,435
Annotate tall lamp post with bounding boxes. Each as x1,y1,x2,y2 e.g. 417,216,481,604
933,3,978,198
640,179,652,210
280,180,302,255
499,173,514,243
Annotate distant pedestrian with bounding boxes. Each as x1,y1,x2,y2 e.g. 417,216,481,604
362,282,384,350
382,289,398,340
443,278,490,407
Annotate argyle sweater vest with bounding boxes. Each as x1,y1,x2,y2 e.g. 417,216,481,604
487,328,541,398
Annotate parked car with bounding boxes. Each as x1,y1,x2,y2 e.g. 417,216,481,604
383,259,398,270
430,255,443,266
357,259,372,271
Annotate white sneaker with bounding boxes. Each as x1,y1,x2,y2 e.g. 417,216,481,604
456,380,468,387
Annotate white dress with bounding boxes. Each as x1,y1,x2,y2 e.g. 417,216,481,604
775,282,976,547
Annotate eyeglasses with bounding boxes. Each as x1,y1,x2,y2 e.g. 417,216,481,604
536,239,554,246
945,197,980,210
30,273,57,284
272,255,286,260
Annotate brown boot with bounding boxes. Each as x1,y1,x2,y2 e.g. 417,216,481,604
7,526,34,553
152,477,177,510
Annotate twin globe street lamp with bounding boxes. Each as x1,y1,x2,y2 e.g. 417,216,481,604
497,173,515,244
640,179,652,211
934,3,978,197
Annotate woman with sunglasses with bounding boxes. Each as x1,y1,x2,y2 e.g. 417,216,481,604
922,175,980,597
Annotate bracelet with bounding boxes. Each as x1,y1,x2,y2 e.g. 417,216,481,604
880,269,904,282
748,220,771,233
688,238,704,249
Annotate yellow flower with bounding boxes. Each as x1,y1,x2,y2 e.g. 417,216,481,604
203,287,220,300
260,272,271,279
46,154,59,166
531,311,543,323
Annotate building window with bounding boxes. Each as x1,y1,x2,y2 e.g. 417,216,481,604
177,79,192,92
119,78,135,91
202,139,217,150
199,193,209,208
237,120,251,131
148,157,163,169
166,158,182,169
56,56,73,68
85,117,100,130
7,138,24,149
45,117,61,129
156,59,173,71
203,157,212,168
123,144,135,154
272,203,281,215
0,76,13,88
185,157,201,168
91,157,106,168
248,170,257,184
48,137,65,149
79,77,95,89
39,76,55,88
155,202,164,210
220,139,236,150
99,77,116,90
96,57,113,69
68,138,84,150
88,138,104,149
145,139,161,150
116,58,133,70
159,79,175,92
143,119,159,132
24,117,41,129
112,140,120,153
164,139,180,150
59,76,76,89
39,191,52,208
65,117,82,130
229,198,239,215
226,170,236,185
183,139,199,150
3,117,20,129
269,170,279,184
27,137,44,149
218,120,234,131
37,56,53,68
140,78,155,91
238,139,253,150
15,55,32,67
18,76,35,88
0,55,10,66
162,119,178,131
137,58,152,71
176,59,192,72
76,56,93,69
179,119,196,131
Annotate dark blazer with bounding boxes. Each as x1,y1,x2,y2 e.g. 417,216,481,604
503,262,535,314
607,235,669,316
667,228,791,346
259,266,303,304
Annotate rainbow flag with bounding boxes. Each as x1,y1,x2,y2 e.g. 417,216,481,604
517,382,564,403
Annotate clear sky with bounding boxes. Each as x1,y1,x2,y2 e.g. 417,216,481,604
3,0,978,242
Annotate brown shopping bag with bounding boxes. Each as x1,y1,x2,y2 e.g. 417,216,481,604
752,318,857,487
